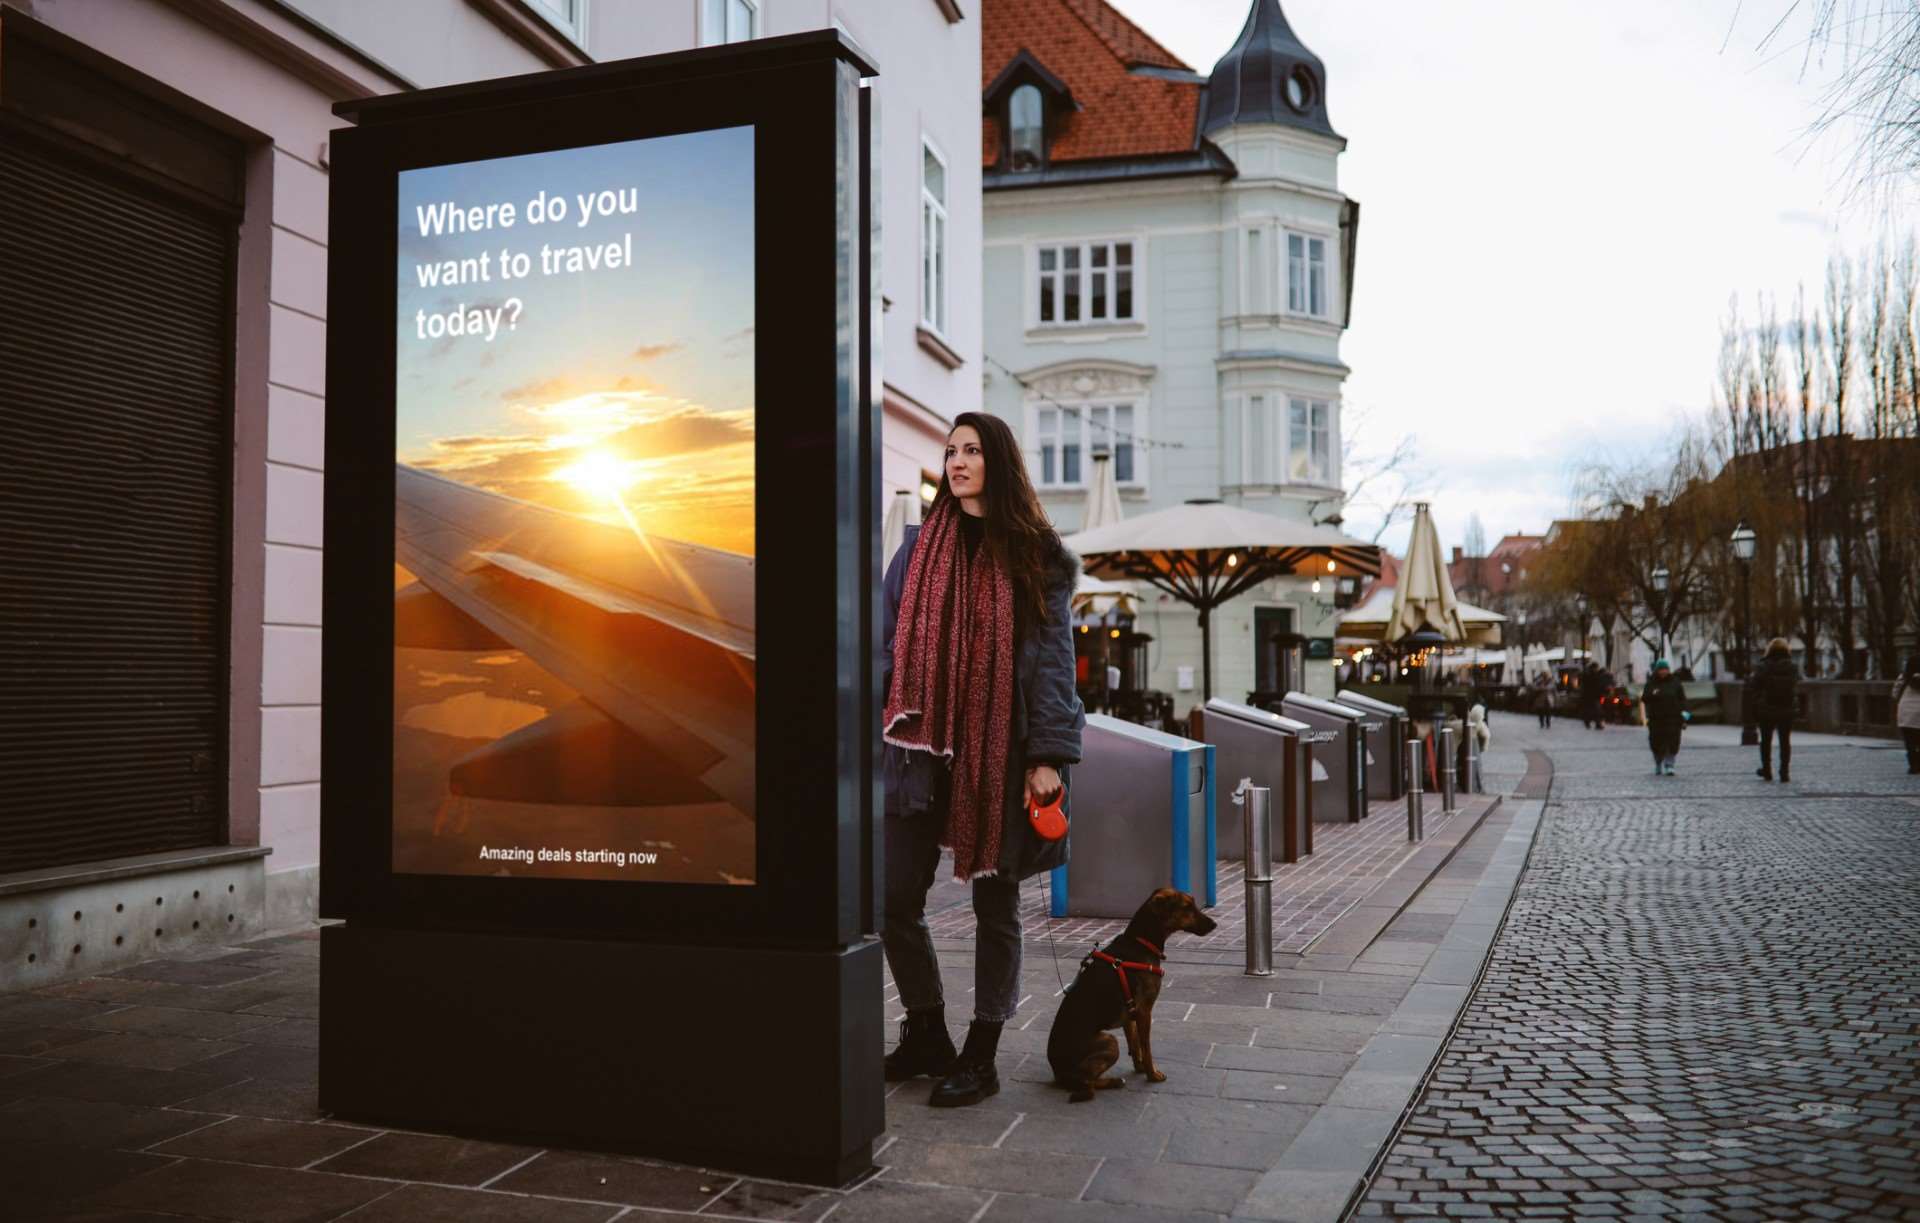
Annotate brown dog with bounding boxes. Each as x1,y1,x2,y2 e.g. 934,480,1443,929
1046,888,1217,1102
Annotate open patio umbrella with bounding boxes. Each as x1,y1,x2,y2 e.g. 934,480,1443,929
1336,585,1507,647
1061,497,1382,700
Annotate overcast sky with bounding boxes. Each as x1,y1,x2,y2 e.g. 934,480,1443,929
1108,0,1912,557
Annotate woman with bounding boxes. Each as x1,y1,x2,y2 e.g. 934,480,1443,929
1639,660,1688,775
1531,670,1555,729
878,412,1084,1109
1748,638,1799,782
1892,654,1920,776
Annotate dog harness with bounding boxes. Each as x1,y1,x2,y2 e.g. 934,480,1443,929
1087,937,1164,1018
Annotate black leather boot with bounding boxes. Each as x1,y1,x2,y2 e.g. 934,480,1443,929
929,1020,1002,1108
883,1008,957,1082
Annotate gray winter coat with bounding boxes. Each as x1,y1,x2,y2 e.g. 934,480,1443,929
880,523,1086,882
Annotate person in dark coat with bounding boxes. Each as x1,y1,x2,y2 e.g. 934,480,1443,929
1748,637,1800,782
1579,661,1605,729
1639,659,1688,775
878,411,1085,1109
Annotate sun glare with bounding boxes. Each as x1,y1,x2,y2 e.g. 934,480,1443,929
555,450,638,501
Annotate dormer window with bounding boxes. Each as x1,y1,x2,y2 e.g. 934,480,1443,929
1010,85,1044,171
983,50,1074,174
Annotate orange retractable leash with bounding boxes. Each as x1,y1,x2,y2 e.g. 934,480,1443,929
1027,788,1068,841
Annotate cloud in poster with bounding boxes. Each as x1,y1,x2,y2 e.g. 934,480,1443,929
406,389,755,553
632,342,684,361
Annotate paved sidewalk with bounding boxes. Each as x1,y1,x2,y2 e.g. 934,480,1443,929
0,714,1712,1221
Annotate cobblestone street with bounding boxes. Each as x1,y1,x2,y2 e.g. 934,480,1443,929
1355,716,1920,1221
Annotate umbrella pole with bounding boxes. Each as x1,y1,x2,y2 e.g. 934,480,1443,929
1199,606,1213,702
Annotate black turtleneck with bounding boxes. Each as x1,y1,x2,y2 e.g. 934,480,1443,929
957,508,986,559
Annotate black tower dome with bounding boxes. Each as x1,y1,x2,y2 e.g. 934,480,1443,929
1200,0,1340,143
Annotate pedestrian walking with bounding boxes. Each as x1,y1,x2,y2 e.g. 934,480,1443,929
1893,653,1920,775
1531,670,1555,728
1748,637,1799,782
1579,661,1604,729
1639,659,1688,775
879,411,1085,1108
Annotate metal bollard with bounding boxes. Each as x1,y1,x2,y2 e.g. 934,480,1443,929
1439,726,1458,815
1235,781,1274,977
1405,739,1425,842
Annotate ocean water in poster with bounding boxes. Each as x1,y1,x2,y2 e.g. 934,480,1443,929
391,127,755,884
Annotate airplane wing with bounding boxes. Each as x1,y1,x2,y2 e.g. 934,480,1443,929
394,463,756,818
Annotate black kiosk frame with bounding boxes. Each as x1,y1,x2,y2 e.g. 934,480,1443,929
320,34,884,1185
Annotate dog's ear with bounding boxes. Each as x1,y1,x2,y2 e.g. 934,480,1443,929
1137,888,1180,928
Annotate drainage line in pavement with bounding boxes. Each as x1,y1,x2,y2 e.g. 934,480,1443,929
1336,770,1555,1223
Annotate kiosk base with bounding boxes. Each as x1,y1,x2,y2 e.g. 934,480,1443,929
320,925,884,1186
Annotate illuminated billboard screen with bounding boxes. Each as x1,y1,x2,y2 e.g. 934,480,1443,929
389,127,756,885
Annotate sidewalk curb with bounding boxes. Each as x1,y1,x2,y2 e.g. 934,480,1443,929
1230,796,1549,1223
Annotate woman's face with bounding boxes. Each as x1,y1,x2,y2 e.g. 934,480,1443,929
945,425,986,501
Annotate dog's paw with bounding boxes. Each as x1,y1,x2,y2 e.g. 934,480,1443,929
1146,1069,1167,1083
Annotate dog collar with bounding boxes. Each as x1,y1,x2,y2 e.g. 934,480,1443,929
1134,937,1164,959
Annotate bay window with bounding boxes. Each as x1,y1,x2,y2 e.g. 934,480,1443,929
1288,397,1333,483
1286,231,1328,318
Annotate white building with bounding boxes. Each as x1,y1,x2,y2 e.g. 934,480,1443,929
981,0,1360,705
0,0,976,985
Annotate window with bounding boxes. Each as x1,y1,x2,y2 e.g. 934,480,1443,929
1035,240,1135,325
1288,397,1333,483
1010,84,1044,171
1034,402,1141,489
527,0,588,45
701,0,756,45
1287,232,1329,317
921,140,948,334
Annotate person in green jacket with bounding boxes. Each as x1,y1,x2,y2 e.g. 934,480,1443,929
1639,660,1689,776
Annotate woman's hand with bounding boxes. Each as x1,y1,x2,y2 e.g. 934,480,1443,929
1026,764,1062,806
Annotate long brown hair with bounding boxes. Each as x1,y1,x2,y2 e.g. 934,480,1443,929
936,411,1065,626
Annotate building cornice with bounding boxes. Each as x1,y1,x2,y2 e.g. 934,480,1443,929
157,0,415,98
1217,348,1351,377
984,147,1232,194
985,172,1223,214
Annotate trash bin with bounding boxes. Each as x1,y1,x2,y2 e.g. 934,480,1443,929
1334,689,1408,800
1194,699,1313,865
1049,714,1216,918
1280,691,1369,824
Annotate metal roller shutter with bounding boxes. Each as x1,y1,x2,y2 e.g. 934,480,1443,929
0,129,234,873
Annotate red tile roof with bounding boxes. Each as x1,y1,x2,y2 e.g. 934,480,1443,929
983,0,1203,168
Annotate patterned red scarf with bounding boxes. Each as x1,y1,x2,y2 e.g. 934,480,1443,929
884,498,1016,881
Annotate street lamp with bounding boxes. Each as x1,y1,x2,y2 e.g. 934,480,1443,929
1650,566,1670,662
1574,594,1589,663
1516,609,1528,682
1730,521,1758,745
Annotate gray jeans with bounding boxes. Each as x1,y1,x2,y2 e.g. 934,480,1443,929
881,791,1024,1024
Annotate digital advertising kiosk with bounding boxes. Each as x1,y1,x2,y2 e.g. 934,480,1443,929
320,34,884,1184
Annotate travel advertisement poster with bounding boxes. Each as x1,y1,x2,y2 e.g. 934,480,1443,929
390,128,756,885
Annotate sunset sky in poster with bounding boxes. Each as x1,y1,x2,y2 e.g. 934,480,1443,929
395,126,755,555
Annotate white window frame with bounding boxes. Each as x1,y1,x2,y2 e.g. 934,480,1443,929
1286,395,1337,485
920,136,949,337
699,0,758,46
1284,228,1333,320
525,0,589,47
1028,397,1149,493
1029,237,1144,329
